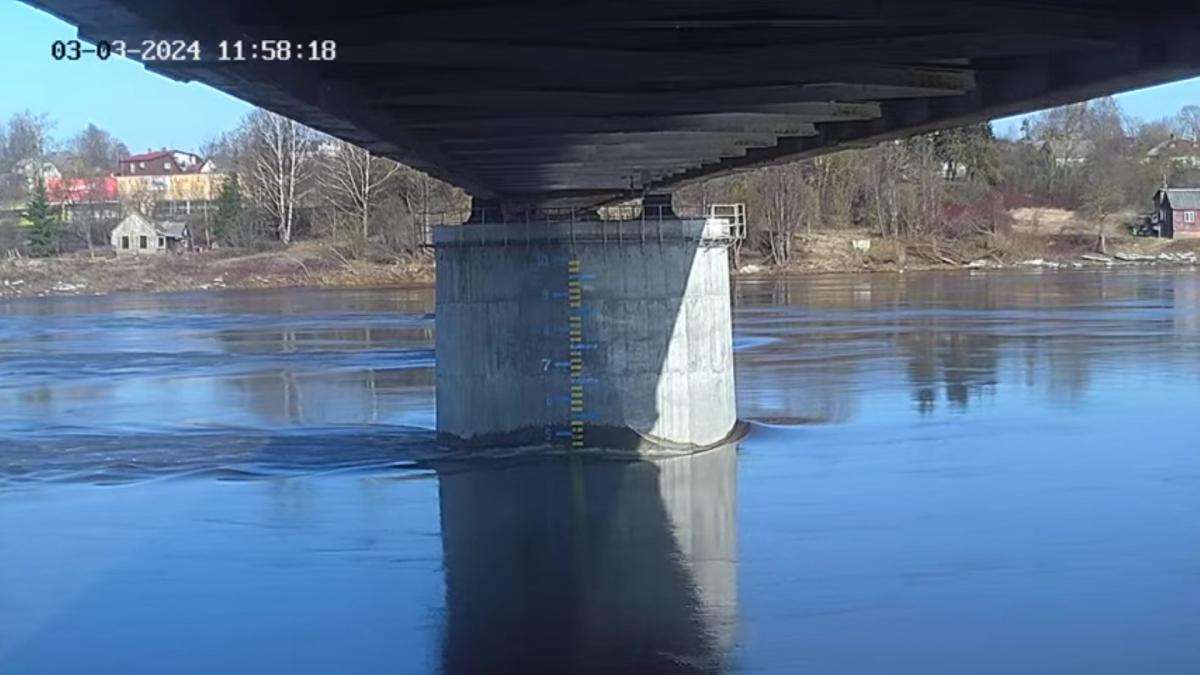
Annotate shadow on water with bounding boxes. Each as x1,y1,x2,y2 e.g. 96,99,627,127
435,441,739,674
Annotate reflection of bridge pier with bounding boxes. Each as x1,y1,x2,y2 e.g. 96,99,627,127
436,442,738,674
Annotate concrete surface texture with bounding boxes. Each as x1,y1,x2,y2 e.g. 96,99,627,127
435,218,736,452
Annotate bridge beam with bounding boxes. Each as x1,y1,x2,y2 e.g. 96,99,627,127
435,203,737,452
29,0,1200,205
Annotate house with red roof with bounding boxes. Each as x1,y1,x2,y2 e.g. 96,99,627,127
115,149,224,206
118,149,215,177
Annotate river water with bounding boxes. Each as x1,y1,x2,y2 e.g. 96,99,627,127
2,269,1199,674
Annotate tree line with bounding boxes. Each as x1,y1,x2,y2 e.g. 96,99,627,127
1,112,129,256
3,108,468,259
7,94,1200,261
0,112,127,194
196,110,469,257
677,96,1200,265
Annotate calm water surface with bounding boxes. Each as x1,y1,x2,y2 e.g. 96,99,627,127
2,270,1200,674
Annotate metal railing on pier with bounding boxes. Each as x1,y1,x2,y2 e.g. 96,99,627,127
425,202,746,249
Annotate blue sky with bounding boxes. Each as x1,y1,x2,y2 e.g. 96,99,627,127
0,1,252,153
4,0,1200,153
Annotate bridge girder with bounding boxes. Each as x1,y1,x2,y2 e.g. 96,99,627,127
22,0,1200,206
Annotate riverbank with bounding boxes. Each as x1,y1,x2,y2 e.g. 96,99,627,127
748,208,1200,274
0,241,434,298
747,227,1200,275
2,226,1198,298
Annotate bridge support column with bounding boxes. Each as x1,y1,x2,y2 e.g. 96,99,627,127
434,215,737,452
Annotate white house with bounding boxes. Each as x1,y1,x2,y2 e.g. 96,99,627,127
110,212,191,254
1145,137,1200,169
1031,138,1097,167
13,159,61,189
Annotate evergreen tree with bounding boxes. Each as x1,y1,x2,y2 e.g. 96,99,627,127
212,172,243,245
24,178,57,257
931,123,1000,184
963,122,1001,185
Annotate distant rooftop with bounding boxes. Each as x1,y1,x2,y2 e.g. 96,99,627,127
118,149,213,176
156,220,189,238
124,150,178,163
1147,137,1200,157
1160,187,1200,210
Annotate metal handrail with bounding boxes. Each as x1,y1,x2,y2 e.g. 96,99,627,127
428,201,746,248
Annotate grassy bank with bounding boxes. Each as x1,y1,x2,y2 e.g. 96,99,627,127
743,208,1200,275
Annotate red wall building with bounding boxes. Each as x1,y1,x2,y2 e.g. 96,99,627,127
1152,188,1200,239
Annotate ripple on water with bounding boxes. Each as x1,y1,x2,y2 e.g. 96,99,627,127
0,426,439,487
733,335,781,352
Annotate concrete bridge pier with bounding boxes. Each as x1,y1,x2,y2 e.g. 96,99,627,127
434,203,737,453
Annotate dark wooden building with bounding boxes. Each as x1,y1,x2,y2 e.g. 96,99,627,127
1150,188,1200,239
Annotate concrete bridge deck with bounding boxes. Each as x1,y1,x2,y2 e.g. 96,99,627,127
24,0,1200,208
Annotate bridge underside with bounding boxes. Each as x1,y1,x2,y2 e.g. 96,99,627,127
27,0,1200,208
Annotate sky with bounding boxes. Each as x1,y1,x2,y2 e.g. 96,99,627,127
0,1,252,153
4,0,1200,154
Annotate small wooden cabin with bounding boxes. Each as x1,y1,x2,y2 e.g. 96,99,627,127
1150,188,1200,239
110,212,191,254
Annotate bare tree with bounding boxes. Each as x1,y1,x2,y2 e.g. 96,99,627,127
1085,96,1129,141
1177,105,1200,141
1,112,56,203
906,135,945,236
2,111,55,170
756,163,808,265
199,131,241,172
239,110,317,244
1081,143,1130,254
321,139,400,240
50,124,126,254
70,180,118,257
69,124,127,173
376,165,469,254
49,171,116,256
1130,117,1175,151
866,142,906,237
